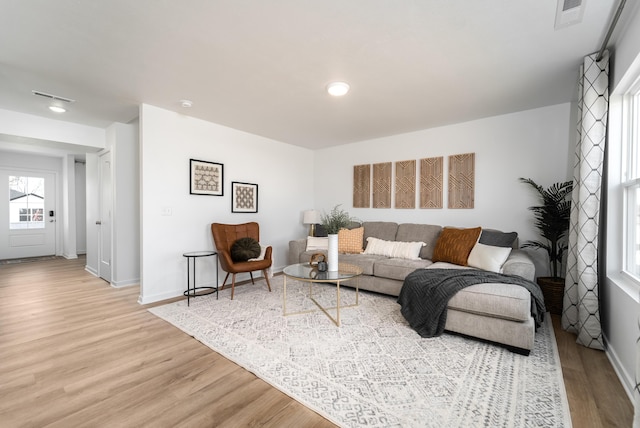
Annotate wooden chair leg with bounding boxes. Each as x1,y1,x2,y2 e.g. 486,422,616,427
263,270,272,292
220,272,231,290
249,272,255,284
231,273,237,300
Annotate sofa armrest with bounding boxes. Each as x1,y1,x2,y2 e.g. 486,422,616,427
288,239,307,265
502,249,536,282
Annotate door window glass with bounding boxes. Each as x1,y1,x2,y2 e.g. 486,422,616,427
9,176,45,229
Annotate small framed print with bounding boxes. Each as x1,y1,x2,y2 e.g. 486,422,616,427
190,159,223,196
231,182,258,213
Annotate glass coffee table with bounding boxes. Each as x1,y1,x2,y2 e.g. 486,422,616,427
282,262,363,326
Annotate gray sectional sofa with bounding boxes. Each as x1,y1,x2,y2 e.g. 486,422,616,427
288,221,541,354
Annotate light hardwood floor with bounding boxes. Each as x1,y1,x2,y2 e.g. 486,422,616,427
0,256,633,427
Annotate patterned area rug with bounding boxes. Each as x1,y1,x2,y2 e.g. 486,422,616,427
149,276,572,427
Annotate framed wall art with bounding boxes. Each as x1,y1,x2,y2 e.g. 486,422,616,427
372,162,392,208
420,156,443,209
448,152,475,209
190,159,223,196
231,181,258,213
353,164,371,208
395,160,416,209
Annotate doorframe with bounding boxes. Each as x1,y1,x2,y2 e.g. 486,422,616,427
97,149,112,283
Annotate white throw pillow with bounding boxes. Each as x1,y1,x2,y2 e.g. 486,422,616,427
363,237,425,260
467,242,512,273
306,236,328,251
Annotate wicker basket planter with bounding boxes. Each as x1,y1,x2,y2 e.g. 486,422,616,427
536,277,565,315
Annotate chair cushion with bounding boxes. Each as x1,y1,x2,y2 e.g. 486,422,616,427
230,237,262,262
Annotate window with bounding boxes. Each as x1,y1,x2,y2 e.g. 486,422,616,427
8,176,45,230
623,87,640,281
19,208,44,223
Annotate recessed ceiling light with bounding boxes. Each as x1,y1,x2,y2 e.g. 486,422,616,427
180,99,193,108
48,105,66,113
326,82,350,97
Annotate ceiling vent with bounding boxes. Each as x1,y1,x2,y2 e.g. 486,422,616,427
31,90,75,103
555,0,586,29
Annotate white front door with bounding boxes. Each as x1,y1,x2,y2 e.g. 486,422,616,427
98,151,112,282
0,169,56,260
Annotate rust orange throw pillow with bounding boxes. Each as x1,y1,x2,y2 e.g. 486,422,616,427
338,227,364,253
432,227,482,266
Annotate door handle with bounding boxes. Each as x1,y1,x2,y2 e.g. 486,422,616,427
96,221,102,225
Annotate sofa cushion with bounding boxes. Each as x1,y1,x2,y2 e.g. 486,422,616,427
447,282,531,322
362,222,398,243
338,226,364,253
337,253,385,276
396,223,442,260
374,258,433,281
479,229,518,248
502,250,536,281
305,236,328,251
363,237,425,260
431,227,482,266
467,243,512,273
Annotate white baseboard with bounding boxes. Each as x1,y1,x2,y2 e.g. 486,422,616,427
138,289,184,305
605,335,636,403
110,278,139,288
85,265,98,276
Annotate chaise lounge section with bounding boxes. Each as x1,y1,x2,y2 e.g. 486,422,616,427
289,221,543,354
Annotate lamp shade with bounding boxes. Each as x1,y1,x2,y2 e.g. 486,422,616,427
303,209,320,224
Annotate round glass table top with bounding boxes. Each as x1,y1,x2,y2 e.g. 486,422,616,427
283,263,362,282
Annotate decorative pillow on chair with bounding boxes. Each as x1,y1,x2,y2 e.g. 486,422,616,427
431,227,482,266
230,237,262,262
338,226,364,253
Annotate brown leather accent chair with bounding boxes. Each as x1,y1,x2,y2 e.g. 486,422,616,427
211,222,272,299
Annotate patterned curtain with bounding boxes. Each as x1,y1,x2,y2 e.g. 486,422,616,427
561,51,608,350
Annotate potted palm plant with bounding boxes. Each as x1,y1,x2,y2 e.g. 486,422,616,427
519,178,573,314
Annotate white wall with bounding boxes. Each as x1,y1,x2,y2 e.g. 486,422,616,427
139,104,314,304
111,121,140,287
604,0,640,402
314,103,573,248
61,154,77,259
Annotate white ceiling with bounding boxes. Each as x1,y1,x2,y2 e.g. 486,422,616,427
0,0,627,150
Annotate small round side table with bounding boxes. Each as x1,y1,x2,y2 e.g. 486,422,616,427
183,251,218,306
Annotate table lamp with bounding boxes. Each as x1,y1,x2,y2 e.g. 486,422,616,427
302,209,320,236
